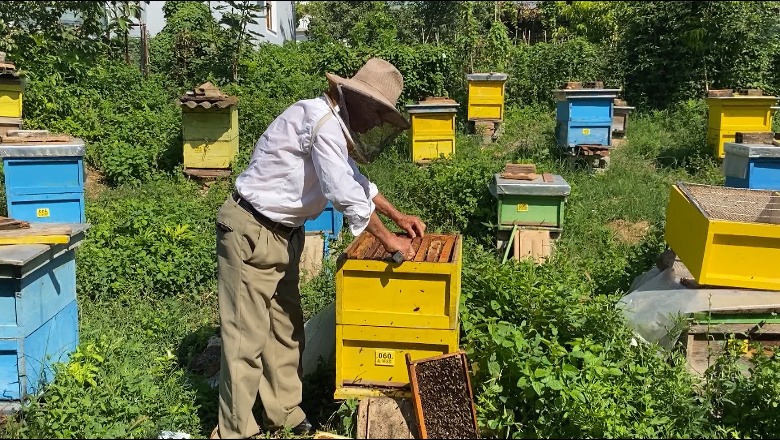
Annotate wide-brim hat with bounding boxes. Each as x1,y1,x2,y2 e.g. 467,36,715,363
326,58,411,130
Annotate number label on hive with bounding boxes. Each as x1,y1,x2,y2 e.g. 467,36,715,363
516,203,529,212
375,350,395,366
36,208,50,218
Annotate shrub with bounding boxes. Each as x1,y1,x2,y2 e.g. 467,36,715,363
77,176,228,301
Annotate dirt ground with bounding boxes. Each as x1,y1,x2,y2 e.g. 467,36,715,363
607,219,650,245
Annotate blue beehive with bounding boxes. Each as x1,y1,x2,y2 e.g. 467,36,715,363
1,132,85,223
554,88,620,152
304,202,344,257
723,142,780,190
0,224,87,402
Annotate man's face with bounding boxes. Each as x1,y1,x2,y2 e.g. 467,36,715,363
342,90,382,134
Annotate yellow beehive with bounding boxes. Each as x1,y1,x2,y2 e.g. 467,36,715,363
405,98,459,163
178,82,239,171
665,182,780,291
466,73,508,122
334,232,462,399
706,94,777,159
0,78,23,119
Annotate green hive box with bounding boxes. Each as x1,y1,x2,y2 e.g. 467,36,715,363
489,173,571,230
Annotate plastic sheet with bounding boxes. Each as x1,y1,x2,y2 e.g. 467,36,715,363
301,302,336,377
618,259,780,349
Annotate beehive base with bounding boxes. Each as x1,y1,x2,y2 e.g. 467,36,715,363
301,232,325,282
680,321,780,377
357,397,417,439
498,227,559,264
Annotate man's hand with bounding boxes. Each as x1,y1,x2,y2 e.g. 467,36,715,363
382,234,415,261
395,214,426,239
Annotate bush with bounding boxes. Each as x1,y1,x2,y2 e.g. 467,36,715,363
77,176,228,301
506,39,620,108
23,61,181,186
460,243,716,438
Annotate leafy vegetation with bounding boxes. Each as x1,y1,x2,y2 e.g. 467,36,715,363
2,1,780,439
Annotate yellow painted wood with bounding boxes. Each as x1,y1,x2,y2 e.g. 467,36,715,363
409,113,456,162
664,185,711,281
467,80,506,121
335,236,462,330
183,137,239,169
181,106,238,170
333,324,459,400
182,106,238,142
0,235,69,245
0,80,24,118
665,184,780,290
706,97,777,159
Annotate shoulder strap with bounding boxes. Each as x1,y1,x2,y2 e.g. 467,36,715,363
309,111,334,150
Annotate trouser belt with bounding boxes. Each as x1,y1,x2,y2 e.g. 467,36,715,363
232,192,299,236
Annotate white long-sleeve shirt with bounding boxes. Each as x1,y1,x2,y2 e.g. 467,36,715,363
235,94,379,236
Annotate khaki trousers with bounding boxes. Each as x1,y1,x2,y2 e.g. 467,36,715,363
216,196,306,439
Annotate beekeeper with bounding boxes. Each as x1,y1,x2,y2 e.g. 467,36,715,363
211,58,426,439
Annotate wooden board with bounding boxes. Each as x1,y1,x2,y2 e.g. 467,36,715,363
0,216,29,230
504,163,537,175
512,229,552,264
357,397,417,439
736,131,775,144
0,225,72,245
314,432,353,439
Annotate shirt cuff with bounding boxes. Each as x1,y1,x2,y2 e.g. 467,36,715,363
346,198,376,237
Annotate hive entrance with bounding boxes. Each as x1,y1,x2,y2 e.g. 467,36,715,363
680,182,780,224
346,232,458,263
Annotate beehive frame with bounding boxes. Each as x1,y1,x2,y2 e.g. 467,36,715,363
405,351,480,439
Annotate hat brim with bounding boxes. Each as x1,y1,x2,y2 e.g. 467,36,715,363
326,72,410,130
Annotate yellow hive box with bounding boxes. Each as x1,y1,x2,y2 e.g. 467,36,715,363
183,138,239,169
466,73,508,122
665,182,780,291
706,96,777,159
405,98,459,163
336,233,462,330
0,79,24,119
333,323,459,400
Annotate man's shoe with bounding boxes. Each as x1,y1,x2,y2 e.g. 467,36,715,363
291,418,315,436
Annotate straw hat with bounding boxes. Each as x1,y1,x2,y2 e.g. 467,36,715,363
326,58,410,130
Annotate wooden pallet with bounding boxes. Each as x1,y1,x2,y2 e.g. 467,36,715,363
681,320,780,376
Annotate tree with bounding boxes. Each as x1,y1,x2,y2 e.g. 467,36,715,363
214,1,263,82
